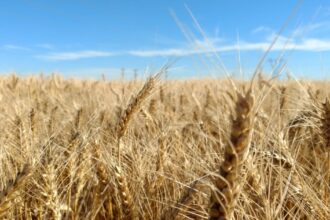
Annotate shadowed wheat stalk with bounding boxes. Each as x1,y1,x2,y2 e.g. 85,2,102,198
0,164,32,216
321,98,330,205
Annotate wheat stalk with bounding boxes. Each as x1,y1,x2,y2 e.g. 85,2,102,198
321,98,330,205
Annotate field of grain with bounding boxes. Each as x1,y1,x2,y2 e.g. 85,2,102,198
0,73,329,219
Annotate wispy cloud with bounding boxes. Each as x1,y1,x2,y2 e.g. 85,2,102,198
35,35,330,61
253,21,330,38
36,44,54,50
36,50,115,61
127,43,266,57
128,49,196,57
293,21,330,36
3,44,30,51
294,38,330,51
251,26,274,34
127,38,330,57
192,37,224,48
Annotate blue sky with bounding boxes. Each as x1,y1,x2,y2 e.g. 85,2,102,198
1,0,330,79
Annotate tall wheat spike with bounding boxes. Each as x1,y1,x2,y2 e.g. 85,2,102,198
116,73,161,138
116,72,161,162
209,89,254,220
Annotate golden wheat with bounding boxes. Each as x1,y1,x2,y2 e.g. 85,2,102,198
0,74,327,219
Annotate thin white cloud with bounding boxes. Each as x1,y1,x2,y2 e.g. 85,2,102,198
128,48,196,57
127,43,266,57
293,21,330,36
3,44,30,51
127,38,330,57
36,44,54,49
266,33,293,44
34,36,330,61
251,26,274,34
193,37,224,48
36,50,115,61
294,38,330,51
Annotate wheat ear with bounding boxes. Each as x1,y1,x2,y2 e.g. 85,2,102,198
209,89,254,220
116,73,161,162
114,166,139,220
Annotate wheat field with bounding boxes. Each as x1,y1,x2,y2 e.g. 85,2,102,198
0,72,329,220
